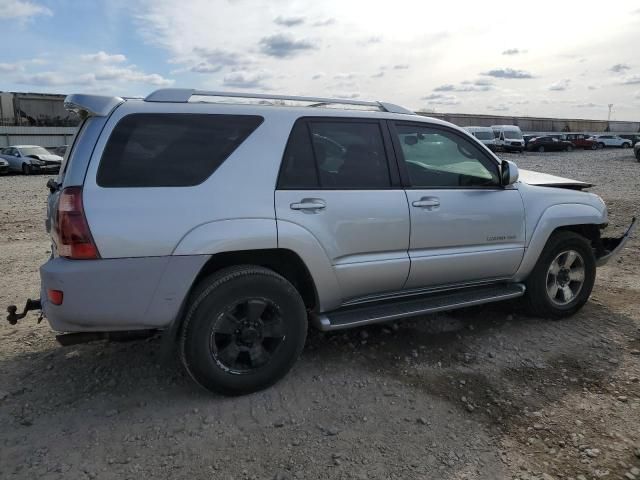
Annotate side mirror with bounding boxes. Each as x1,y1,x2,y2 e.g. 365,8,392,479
501,160,519,186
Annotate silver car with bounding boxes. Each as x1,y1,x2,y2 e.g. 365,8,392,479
0,145,62,174
7,89,636,395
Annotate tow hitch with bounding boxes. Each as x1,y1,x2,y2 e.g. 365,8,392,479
6,299,42,325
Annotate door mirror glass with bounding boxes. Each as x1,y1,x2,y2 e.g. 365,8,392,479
501,160,519,186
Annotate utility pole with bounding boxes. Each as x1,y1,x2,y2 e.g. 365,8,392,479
607,104,613,122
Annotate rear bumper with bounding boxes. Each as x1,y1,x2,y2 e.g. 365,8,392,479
40,255,209,332
596,217,637,267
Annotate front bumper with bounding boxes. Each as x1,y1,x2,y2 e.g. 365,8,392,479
30,163,60,173
596,217,637,267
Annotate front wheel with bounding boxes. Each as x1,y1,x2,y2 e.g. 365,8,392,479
590,143,597,150
538,146,545,152
566,145,573,152
523,231,596,319
598,142,605,149
22,163,32,175
179,265,307,396
622,143,630,149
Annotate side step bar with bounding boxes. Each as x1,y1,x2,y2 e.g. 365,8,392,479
312,283,525,331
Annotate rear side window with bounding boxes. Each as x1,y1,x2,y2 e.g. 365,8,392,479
97,113,263,187
278,119,391,189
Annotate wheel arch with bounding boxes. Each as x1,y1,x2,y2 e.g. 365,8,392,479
514,203,606,281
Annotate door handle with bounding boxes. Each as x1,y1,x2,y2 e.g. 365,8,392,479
412,197,440,208
290,199,326,211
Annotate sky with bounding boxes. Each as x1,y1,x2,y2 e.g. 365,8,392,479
1,0,640,120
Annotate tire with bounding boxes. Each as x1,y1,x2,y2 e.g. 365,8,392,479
566,145,573,152
590,143,597,150
598,142,605,149
621,143,630,149
22,163,32,175
522,231,596,319
537,146,545,152
179,265,307,396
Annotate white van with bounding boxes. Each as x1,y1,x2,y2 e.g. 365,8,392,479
464,126,497,151
491,125,525,152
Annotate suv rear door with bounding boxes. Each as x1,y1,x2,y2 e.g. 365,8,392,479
275,117,410,303
389,121,525,289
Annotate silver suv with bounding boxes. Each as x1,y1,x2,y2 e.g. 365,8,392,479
8,89,636,395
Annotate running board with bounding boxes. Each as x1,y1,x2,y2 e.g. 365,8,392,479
312,283,525,331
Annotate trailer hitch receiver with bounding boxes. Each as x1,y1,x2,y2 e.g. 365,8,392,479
6,299,42,325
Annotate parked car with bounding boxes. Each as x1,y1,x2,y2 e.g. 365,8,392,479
523,134,536,148
0,145,62,174
620,134,640,147
527,136,574,152
464,126,497,151
634,141,640,162
589,135,632,148
563,133,599,150
0,157,9,175
52,145,68,157
7,89,635,396
491,125,525,152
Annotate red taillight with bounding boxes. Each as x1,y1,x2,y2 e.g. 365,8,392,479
54,186,100,259
47,289,64,305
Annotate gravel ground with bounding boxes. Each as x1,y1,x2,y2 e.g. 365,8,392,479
1,148,639,480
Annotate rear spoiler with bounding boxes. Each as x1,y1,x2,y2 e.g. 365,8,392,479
64,94,124,118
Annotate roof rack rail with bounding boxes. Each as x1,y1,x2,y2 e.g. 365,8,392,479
144,88,414,115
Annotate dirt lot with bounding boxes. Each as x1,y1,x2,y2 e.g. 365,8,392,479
1,148,639,480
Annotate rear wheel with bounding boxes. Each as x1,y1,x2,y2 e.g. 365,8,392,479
590,143,597,150
523,231,595,318
537,146,545,152
598,142,605,149
622,142,630,149
179,265,307,395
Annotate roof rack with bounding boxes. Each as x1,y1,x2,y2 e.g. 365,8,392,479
144,88,414,115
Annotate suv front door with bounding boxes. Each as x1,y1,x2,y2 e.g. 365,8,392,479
275,118,410,303
390,122,525,289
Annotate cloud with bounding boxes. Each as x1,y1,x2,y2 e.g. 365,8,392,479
311,72,325,80
588,85,597,90
575,102,600,108
549,79,570,91
393,64,409,70
312,18,335,27
610,63,631,73
274,15,305,27
222,70,271,89
188,47,251,73
16,72,93,87
0,62,21,73
359,36,382,45
621,74,640,85
422,93,460,105
93,66,173,86
259,34,317,58
502,48,526,55
0,0,51,19
333,73,356,80
482,68,534,79
332,92,360,99
488,104,509,112
434,79,494,92
80,51,127,64
371,71,384,78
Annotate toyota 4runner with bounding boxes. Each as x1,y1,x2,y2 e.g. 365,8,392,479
7,89,636,395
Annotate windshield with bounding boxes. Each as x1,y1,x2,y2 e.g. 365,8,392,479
474,131,493,140
19,146,52,156
504,130,523,140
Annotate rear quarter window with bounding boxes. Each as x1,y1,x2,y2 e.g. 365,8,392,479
97,113,263,187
